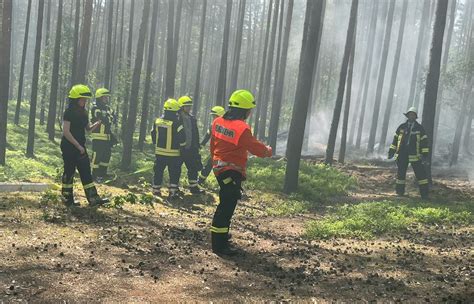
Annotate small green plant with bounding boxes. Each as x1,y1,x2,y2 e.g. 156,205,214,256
39,190,66,223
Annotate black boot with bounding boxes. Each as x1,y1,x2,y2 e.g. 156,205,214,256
419,185,429,200
85,187,109,207
190,186,205,195
211,232,237,256
62,193,80,207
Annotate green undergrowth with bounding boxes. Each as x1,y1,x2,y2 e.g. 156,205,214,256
304,200,473,239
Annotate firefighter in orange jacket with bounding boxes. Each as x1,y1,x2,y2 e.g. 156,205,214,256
210,90,272,256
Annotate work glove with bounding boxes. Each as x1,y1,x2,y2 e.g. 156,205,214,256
421,155,430,166
266,146,273,157
388,151,395,159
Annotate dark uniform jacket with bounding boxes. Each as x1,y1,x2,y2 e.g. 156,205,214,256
91,101,114,141
151,112,186,157
389,120,429,162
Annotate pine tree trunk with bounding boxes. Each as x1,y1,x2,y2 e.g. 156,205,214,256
46,0,63,141
269,0,293,152
164,1,175,98
14,0,32,125
433,0,457,153
39,0,51,126
284,0,324,193
338,40,355,164
421,0,449,178
378,0,408,153
0,0,12,165
121,0,151,169
366,0,395,155
192,0,207,116
355,1,380,149
26,0,45,157
104,0,114,88
229,0,247,94
120,0,135,139
138,0,159,151
70,0,81,85
406,0,431,110
325,0,358,165
76,0,93,83
253,0,274,133
257,0,281,140
215,0,233,106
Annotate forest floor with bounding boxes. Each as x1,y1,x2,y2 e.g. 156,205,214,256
1,153,473,302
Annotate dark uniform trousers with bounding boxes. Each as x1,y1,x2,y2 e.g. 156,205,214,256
154,155,182,193
92,140,111,178
61,148,99,201
211,170,243,236
181,148,202,188
200,156,213,181
396,152,429,198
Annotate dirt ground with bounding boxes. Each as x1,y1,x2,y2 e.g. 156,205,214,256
1,162,473,303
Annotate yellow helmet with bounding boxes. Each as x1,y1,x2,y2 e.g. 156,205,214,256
210,106,225,117
68,84,93,99
163,98,181,112
95,87,111,99
229,89,255,109
178,95,193,107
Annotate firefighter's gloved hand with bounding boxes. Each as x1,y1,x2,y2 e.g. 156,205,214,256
421,155,430,165
266,146,273,157
388,151,395,159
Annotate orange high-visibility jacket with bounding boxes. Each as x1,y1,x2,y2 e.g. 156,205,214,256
210,117,272,178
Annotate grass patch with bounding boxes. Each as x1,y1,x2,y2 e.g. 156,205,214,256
245,158,357,202
305,200,473,239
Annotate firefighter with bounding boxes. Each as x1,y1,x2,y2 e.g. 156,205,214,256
60,84,110,207
210,90,272,255
178,96,205,194
388,107,430,199
91,88,116,182
198,106,226,185
151,99,186,199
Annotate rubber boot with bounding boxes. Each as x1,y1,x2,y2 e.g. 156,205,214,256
85,187,109,207
211,232,237,256
395,183,406,197
419,184,429,200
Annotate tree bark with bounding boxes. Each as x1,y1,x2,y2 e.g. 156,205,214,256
164,1,175,98
13,0,32,125
421,0,449,178
104,0,114,88
26,0,45,157
433,0,457,153
121,0,151,169
253,0,274,132
406,0,431,110
268,0,293,151
338,40,355,164
192,0,207,116
0,0,12,165
257,0,281,140
229,0,247,94
46,0,63,141
75,0,93,84
355,1,380,149
138,0,159,151
325,0,359,165
120,0,135,139
215,0,233,106
70,0,81,84
284,0,324,193
366,0,395,155
378,0,409,153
